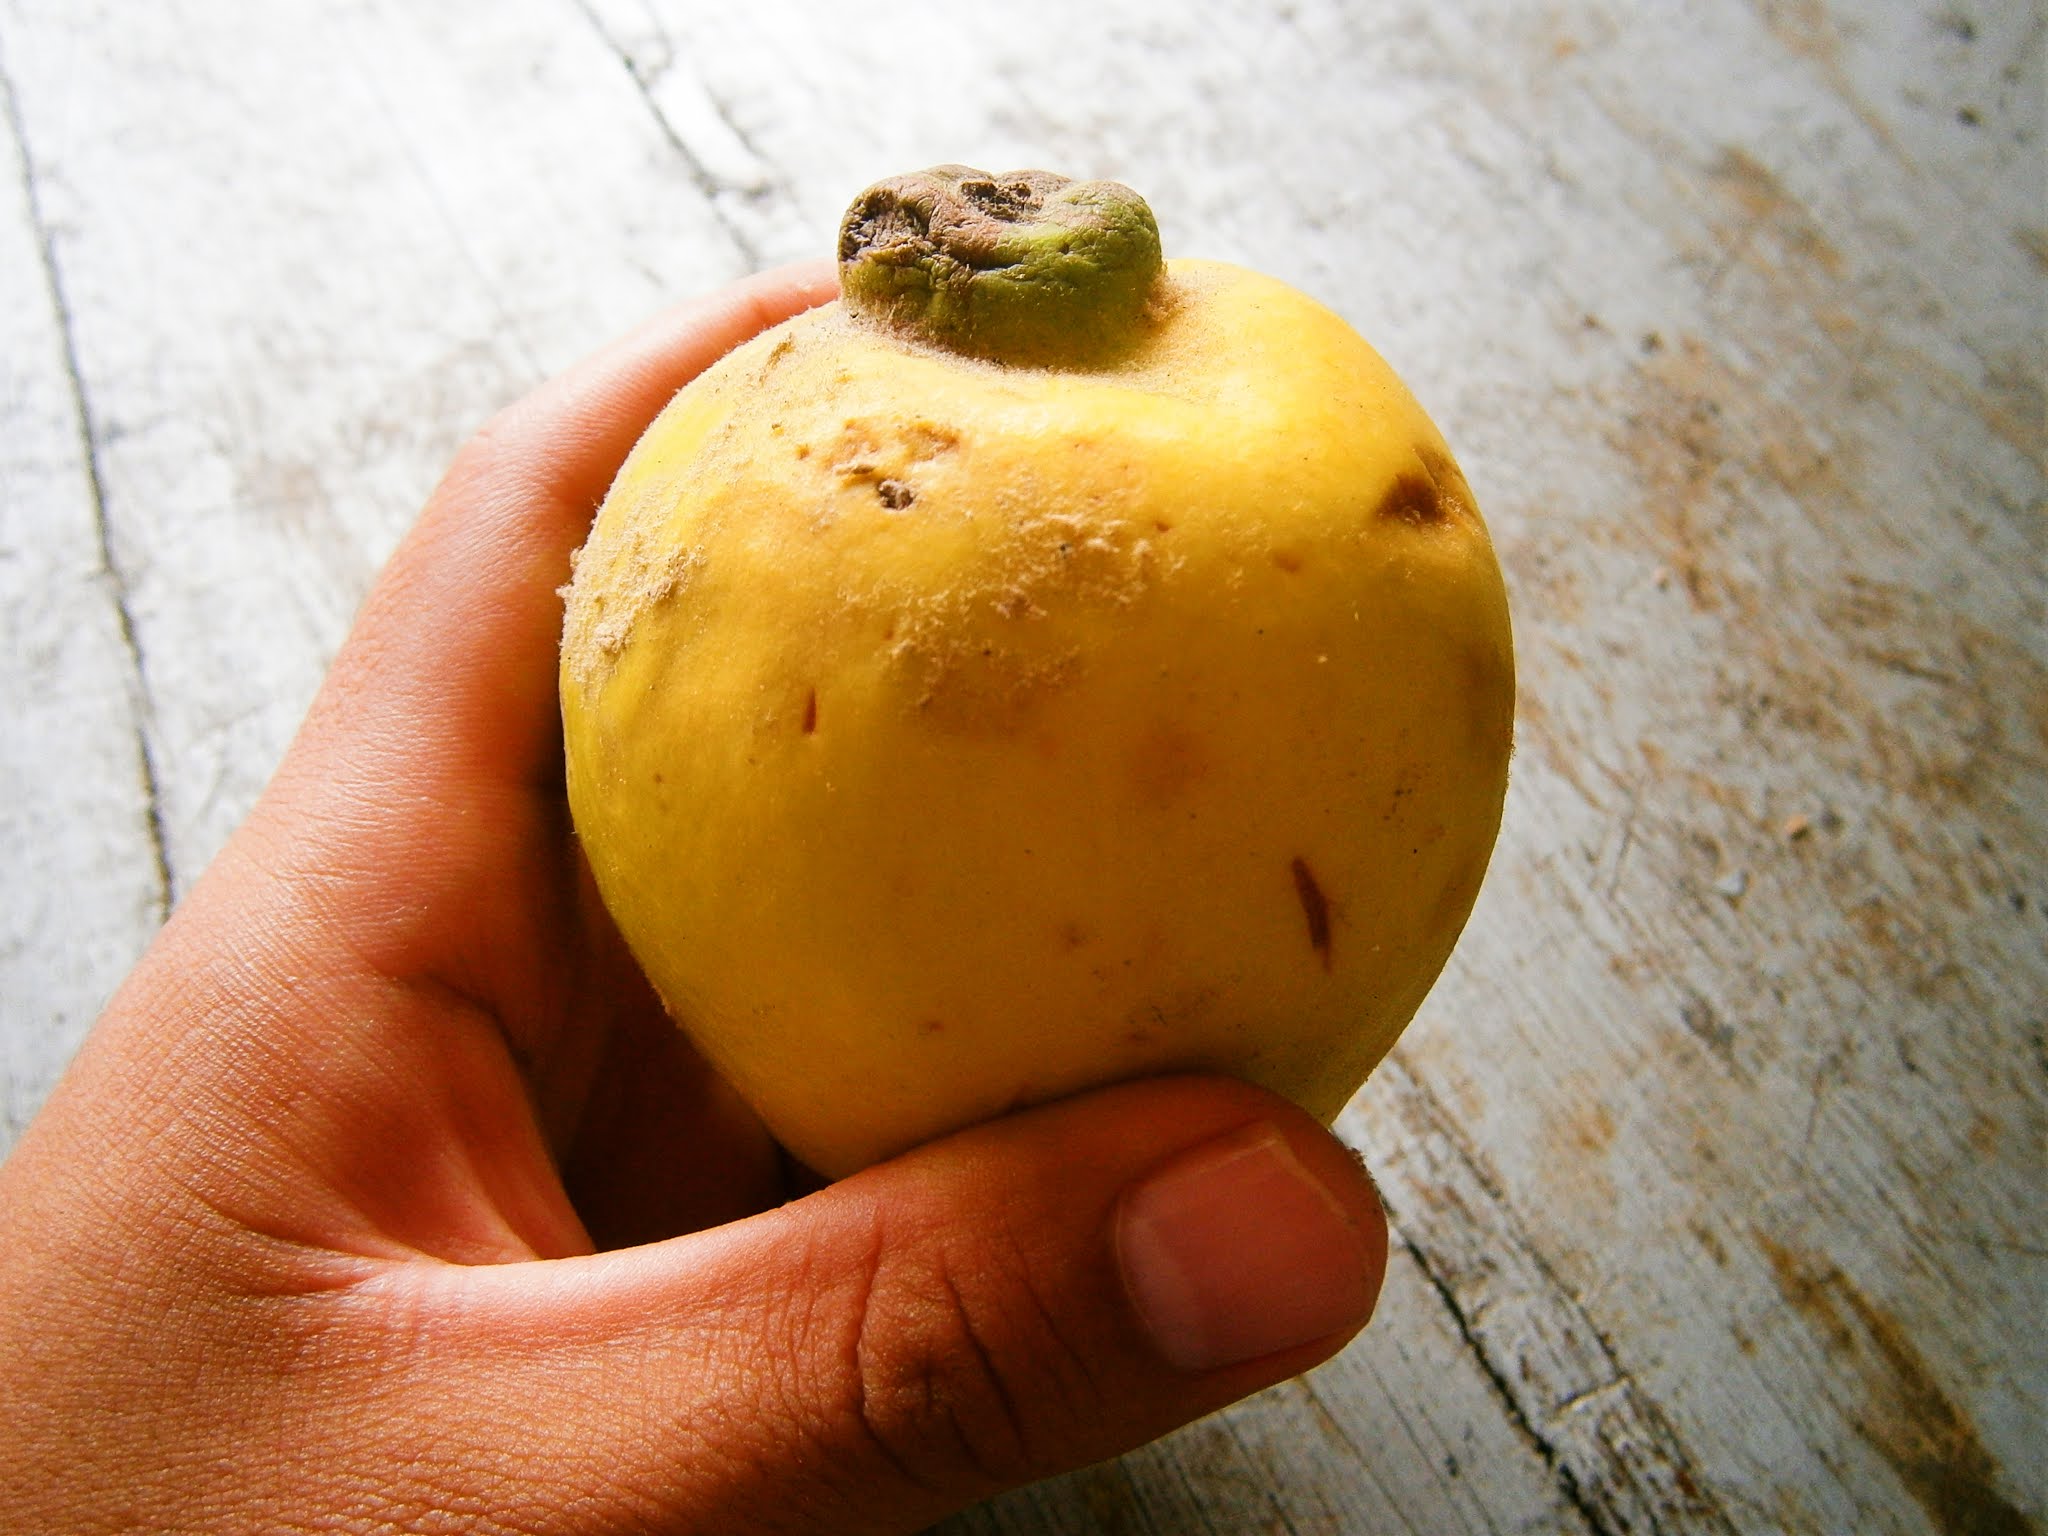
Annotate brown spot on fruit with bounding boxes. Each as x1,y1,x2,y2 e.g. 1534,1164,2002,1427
877,478,915,509
1379,448,1478,529
1377,471,1447,527
902,420,960,459
802,688,818,734
1273,549,1304,572
1291,857,1333,969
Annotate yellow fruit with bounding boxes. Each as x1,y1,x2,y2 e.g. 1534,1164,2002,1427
561,168,1513,1177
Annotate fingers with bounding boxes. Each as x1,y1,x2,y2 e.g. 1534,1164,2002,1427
383,1077,1388,1534
281,259,840,806
432,256,842,552
213,262,838,1003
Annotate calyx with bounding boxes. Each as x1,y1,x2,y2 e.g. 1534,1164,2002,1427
838,165,1163,366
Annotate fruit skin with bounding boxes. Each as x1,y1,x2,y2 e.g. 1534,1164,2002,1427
560,258,1514,1178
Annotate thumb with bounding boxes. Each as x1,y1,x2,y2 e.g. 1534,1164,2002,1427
392,1075,1387,1535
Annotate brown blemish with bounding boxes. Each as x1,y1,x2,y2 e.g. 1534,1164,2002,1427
1290,856,1333,969
829,419,958,493
903,420,961,459
1377,447,1478,530
1758,1236,2034,1536
1376,470,1451,527
919,1019,945,1035
801,687,818,734
1273,549,1304,572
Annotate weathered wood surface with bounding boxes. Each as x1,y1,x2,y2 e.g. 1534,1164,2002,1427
2,1,2041,1532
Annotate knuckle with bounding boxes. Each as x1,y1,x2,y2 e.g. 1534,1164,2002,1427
845,1225,1102,1494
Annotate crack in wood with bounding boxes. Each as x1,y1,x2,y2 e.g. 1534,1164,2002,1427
1398,1221,1608,1533
0,41,172,922
562,0,767,269
1345,1061,1741,1536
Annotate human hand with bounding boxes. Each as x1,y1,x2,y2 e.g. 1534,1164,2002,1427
0,264,1388,1535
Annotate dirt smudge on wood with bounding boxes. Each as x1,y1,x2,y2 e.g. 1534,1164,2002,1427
1708,145,1847,278
1758,1235,2035,1536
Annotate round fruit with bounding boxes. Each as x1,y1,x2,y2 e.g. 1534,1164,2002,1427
561,167,1514,1177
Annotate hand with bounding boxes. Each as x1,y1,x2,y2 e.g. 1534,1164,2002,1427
0,264,1388,1535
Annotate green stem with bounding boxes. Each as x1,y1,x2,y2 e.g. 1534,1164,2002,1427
838,165,1163,366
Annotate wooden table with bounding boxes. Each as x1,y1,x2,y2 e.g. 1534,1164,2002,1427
3,2,2041,1531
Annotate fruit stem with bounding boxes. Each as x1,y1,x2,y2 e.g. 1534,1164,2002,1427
837,165,1162,367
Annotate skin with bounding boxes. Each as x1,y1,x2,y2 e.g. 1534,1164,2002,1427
0,264,1388,1536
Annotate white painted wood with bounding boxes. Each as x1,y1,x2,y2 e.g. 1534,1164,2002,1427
0,43,162,1144
0,0,752,895
1,0,2041,1531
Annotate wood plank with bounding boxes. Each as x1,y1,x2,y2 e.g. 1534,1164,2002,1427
1345,1066,1739,1535
1328,3,2048,1529
0,36,162,1149
0,0,750,894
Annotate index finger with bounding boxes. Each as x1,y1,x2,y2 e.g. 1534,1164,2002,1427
290,260,841,802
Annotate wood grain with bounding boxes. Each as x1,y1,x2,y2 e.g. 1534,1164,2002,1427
1,0,2041,1531
0,38,164,1140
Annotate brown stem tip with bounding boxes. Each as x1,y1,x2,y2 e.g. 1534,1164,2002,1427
838,165,1163,366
